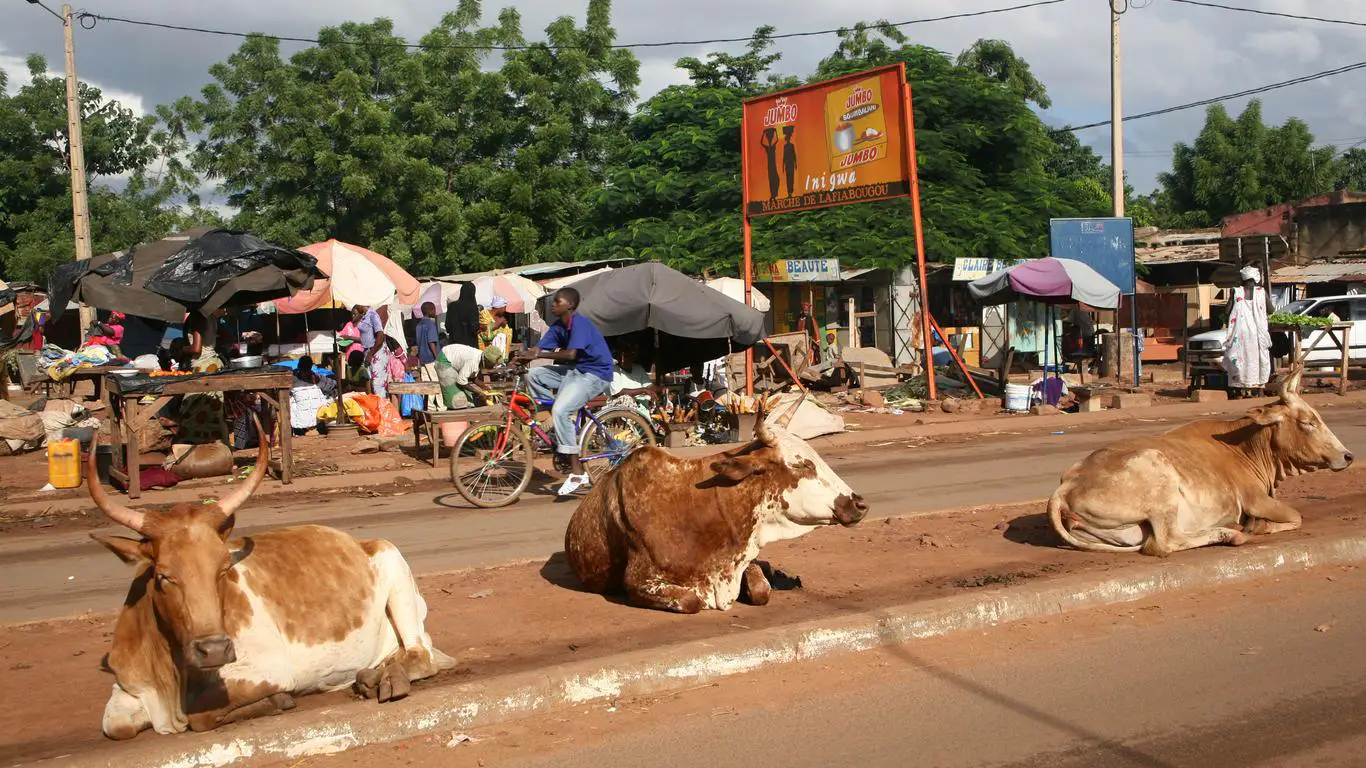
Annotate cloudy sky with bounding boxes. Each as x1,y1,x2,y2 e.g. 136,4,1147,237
3,0,1363,201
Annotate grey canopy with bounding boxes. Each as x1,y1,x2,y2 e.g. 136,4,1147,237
537,262,767,372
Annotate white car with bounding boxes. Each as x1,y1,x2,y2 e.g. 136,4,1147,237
1186,295,1366,370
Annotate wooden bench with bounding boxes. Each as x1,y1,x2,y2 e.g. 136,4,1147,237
412,405,504,467
387,380,441,413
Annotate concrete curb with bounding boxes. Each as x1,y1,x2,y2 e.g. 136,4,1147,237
82,530,1366,768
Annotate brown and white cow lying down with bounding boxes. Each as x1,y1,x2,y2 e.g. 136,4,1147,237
1048,365,1353,556
90,422,455,739
565,411,867,613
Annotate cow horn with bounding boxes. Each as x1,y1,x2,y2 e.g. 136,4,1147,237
87,449,146,533
754,399,775,445
1280,364,1304,399
215,416,270,518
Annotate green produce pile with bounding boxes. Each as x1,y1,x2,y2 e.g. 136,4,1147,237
1267,312,1332,329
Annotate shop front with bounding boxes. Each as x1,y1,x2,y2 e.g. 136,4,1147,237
755,259,894,361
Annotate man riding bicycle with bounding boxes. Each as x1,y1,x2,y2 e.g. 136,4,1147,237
514,287,614,497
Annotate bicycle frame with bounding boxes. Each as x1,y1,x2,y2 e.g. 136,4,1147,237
483,371,639,465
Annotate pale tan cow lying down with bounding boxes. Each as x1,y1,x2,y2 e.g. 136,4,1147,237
1049,365,1353,556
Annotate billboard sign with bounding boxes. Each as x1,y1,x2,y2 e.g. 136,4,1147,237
742,64,911,217
758,258,841,282
1048,217,1136,295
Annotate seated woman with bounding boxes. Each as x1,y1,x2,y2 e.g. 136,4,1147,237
289,357,333,436
81,311,125,352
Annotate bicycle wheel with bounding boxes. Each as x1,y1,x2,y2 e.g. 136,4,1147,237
450,420,534,508
578,409,657,482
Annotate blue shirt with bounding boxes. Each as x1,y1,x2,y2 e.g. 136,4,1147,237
539,313,613,382
415,318,439,364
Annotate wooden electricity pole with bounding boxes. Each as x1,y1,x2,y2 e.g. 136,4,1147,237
62,3,95,331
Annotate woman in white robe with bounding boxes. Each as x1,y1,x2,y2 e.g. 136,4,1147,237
1221,266,1272,396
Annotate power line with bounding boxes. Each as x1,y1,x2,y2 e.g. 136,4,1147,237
1057,59,1366,133
25,0,65,23
74,0,1072,51
1167,0,1366,29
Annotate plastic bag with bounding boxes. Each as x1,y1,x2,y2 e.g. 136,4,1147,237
397,374,424,417
343,393,383,433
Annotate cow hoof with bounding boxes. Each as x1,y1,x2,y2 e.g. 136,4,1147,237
379,661,412,703
269,692,297,712
354,668,382,700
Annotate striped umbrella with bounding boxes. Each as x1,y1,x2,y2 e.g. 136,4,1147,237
471,274,544,314
274,240,420,314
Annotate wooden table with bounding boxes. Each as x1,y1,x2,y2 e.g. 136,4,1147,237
412,405,503,467
105,368,294,499
1279,322,1354,395
19,357,124,399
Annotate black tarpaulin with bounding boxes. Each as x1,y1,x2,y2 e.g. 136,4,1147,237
47,228,325,324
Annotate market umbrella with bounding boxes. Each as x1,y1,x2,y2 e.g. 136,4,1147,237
47,227,324,324
706,276,772,312
273,239,420,314
967,257,1121,309
404,281,464,318
537,262,766,372
472,274,544,314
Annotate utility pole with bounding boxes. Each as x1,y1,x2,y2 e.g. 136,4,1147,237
1110,0,1124,218
61,3,95,331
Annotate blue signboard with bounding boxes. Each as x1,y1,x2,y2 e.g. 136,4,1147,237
1048,217,1136,295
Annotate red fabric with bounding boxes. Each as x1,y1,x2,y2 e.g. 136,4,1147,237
110,467,181,492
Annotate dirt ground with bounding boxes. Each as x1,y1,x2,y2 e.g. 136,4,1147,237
1,466,1363,766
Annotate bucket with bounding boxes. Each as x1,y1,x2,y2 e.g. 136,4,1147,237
439,421,469,448
47,437,83,489
94,445,113,484
1004,383,1031,413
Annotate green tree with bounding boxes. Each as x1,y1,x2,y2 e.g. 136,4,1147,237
1333,147,1366,192
183,0,638,275
1156,100,1341,226
581,31,1109,275
0,56,201,283
957,38,1051,109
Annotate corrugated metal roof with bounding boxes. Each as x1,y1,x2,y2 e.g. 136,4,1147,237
1135,227,1222,265
1137,242,1222,265
430,258,635,282
1270,261,1366,284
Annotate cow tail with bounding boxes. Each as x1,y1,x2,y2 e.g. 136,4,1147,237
1047,490,1142,553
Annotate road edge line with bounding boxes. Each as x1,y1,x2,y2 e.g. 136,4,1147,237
89,531,1366,768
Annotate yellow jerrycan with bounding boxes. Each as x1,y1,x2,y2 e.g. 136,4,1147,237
47,437,83,489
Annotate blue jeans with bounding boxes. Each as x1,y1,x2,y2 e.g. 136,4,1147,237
525,365,611,455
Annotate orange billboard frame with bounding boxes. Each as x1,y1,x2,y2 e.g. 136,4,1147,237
740,63,936,399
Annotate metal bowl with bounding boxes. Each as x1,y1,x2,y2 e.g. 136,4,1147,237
229,355,264,370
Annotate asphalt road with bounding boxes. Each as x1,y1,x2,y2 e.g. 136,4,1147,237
4,406,1365,625
316,564,1366,768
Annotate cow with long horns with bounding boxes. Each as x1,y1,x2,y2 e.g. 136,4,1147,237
90,421,454,739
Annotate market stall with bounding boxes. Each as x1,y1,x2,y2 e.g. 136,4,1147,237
104,368,294,499
968,257,1121,406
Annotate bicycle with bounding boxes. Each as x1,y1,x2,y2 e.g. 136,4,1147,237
449,367,657,508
